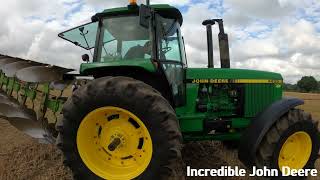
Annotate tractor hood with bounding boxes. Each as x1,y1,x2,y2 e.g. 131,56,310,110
186,68,283,83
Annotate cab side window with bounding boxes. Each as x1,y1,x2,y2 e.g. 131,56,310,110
159,31,182,62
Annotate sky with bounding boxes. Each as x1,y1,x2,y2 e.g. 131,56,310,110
0,0,319,83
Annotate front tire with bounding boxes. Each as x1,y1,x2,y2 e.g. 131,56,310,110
256,109,320,177
57,77,182,180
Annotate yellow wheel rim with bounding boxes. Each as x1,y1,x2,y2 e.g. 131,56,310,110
278,131,312,170
77,106,153,180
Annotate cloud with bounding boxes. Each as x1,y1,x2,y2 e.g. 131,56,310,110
223,0,297,27
276,19,320,55
0,0,319,84
85,0,190,10
181,2,222,67
179,1,320,83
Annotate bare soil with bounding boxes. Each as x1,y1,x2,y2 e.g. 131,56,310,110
182,141,256,180
0,119,72,180
0,92,319,179
284,92,320,120
0,118,319,180
0,118,254,180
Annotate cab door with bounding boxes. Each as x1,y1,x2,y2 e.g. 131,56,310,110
156,15,187,106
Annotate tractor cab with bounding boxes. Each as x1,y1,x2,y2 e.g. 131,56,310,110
58,3,185,64
59,2,187,106
60,15,152,61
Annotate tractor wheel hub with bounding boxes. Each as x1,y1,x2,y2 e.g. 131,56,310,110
77,106,153,180
278,131,312,170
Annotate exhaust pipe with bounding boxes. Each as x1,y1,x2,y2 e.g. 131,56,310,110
216,19,230,68
202,19,231,69
202,19,215,68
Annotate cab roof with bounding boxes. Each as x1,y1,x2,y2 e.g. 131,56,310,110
92,4,183,26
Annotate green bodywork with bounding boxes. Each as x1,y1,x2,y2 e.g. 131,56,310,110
0,3,285,145
80,59,156,74
60,4,284,142
176,68,282,141
186,68,282,79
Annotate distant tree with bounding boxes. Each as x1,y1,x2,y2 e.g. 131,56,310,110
297,76,318,92
284,83,298,91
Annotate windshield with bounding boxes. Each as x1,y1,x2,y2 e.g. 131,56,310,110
97,16,151,62
58,22,98,50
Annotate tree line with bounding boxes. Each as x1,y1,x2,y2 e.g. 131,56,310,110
284,76,320,93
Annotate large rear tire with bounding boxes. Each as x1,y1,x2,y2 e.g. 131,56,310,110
57,77,183,180
256,109,320,177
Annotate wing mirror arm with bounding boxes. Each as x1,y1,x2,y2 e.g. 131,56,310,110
139,4,152,28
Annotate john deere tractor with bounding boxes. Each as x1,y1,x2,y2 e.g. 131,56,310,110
0,0,319,179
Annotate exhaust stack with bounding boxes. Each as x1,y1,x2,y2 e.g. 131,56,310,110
202,20,215,68
202,19,231,69
216,19,230,68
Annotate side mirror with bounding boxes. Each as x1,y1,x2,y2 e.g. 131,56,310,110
82,54,89,62
139,4,151,28
79,27,84,33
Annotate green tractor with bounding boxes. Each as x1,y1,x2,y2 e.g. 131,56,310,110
0,0,319,179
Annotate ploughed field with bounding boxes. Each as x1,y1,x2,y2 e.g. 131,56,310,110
285,92,320,120
0,92,319,179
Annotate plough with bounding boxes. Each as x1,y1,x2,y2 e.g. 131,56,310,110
0,55,75,141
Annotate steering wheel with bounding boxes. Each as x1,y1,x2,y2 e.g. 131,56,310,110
162,46,172,53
